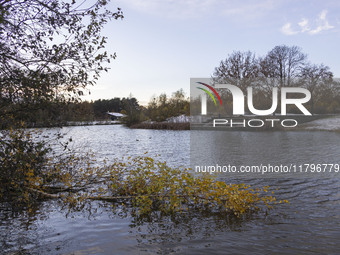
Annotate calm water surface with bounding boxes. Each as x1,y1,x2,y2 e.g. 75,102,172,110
1,125,340,254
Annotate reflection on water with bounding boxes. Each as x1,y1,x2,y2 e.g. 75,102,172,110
1,125,340,254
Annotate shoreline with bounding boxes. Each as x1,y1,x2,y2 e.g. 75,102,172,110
129,115,340,132
4,115,339,132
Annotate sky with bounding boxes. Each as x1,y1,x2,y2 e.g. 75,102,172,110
82,0,340,105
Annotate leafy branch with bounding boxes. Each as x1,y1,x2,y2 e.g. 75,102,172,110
0,128,288,216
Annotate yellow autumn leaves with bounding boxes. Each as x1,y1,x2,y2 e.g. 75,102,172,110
105,156,288,217
1,127,288,216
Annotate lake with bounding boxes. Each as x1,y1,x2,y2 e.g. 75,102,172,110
1,125,340,254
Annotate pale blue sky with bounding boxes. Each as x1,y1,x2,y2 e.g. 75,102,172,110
83,0,340,105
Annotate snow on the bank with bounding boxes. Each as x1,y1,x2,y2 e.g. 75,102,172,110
303,116,340,131
166,115,190,123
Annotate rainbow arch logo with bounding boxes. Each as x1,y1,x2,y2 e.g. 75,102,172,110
196,82,222,106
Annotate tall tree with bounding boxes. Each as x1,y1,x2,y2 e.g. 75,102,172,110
299,64,333,114
213,51,259,91
260,45,307,87
0,0,123,126
121,96,140,126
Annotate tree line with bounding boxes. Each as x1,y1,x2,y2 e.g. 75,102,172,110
0,90,190,128
104,89,190,127
210,45,339,115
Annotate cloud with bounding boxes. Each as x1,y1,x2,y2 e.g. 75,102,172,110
281,10,334,36
281,23,298,35
319,9,327,20
309,10,334,34
298,18,309,32
122,0,277,20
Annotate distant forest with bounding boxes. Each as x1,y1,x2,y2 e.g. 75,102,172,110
0,89,190,128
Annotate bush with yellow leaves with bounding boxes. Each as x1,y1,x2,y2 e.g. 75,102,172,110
104,156,287,217
0,126,287,216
